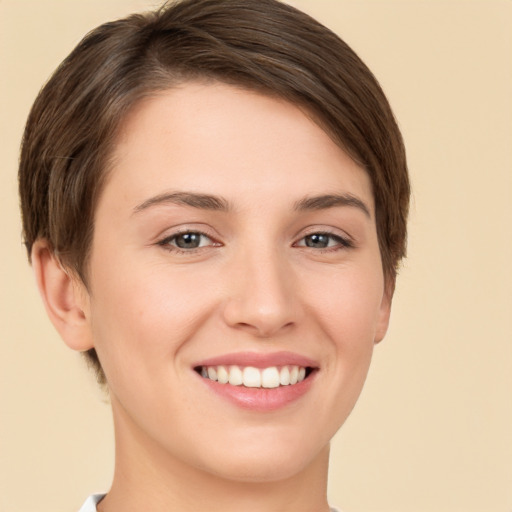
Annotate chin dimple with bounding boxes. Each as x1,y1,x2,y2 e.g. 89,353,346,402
197,365,310,388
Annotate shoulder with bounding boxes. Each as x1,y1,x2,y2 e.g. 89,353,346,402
78,494,106,512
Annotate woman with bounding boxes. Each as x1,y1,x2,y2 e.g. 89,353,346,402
18,0,409,510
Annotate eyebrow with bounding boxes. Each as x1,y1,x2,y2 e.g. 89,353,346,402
293,194,371,218
133,191,231,214
132,191,371,218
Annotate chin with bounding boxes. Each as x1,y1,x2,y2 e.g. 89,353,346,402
192,430,331,484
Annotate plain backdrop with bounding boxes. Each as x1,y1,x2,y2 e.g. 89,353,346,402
1,1,511,511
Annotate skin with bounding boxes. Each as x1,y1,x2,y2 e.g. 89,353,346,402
33,82,391,512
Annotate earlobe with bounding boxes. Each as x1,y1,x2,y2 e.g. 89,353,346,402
374,280,394,344
31,239,94,352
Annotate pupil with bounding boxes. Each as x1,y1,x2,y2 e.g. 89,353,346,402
176,233,201,249
306,234,329,248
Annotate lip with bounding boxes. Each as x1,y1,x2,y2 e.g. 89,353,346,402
194,351,319,369
193,351,319,412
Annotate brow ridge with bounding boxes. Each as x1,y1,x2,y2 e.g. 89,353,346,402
133,191,231,214
133,191,370,218
293,194,371,217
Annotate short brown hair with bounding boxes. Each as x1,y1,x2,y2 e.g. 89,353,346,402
19,0,409,384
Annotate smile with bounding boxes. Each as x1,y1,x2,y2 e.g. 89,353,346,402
193,352,318,411
197,365,311,388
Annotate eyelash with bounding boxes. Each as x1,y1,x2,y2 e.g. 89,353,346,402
157,230,219,253
157,230,353,254
294,231,354,252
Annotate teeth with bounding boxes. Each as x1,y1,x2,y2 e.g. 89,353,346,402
279,366,290,386
199,365,309,388
289,366,299,385
228,365,243,386
217,366,229,384
261,367,280,388
243,367,261,388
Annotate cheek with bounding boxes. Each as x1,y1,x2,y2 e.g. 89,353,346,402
309,264,385,344
87,255,218,380
304,260,384,400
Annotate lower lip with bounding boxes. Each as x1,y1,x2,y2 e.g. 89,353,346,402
198,372,316,412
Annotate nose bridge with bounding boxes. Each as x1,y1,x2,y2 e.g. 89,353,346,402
222,239,297,337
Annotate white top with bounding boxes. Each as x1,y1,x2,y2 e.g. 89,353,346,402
79,494,105,512
79,494,341,511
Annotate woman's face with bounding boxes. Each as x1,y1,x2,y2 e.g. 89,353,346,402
81,82,390,482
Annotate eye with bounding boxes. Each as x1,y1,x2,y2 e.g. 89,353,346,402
158,231,216,251
295,232,352,250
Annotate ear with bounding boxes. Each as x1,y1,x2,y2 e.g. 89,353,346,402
374,279,394,344
31,239,94,352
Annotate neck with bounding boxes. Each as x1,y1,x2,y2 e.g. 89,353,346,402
100,399,331,512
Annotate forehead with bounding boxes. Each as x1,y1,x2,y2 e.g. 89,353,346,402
104,81,374,213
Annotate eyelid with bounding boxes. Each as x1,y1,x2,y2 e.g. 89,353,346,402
156,227,222,253
154,225,354,254
293,228,355,250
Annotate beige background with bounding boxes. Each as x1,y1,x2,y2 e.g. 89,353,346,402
1,1,511,511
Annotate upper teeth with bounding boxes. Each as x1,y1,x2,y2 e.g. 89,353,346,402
200,365,307,388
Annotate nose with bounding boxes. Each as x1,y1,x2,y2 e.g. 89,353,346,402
222,247,298,338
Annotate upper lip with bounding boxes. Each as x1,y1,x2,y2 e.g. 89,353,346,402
193,351,319,369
